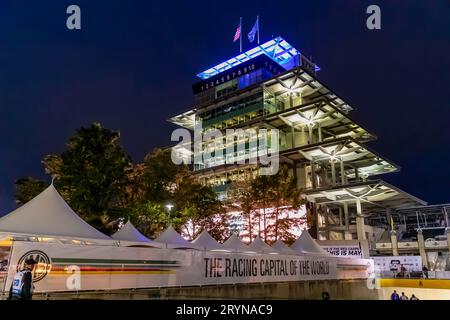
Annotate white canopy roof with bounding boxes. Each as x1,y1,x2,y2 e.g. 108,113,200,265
290,231,330,256
0,184,111,242
271,239,298,255
112,220,162,247
248,236,279,254
191,230,224,251
222,234,255,253
154,225,199,249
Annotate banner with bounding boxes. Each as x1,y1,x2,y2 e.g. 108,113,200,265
4,241,372,293
322,245,363,258
372,256,422,272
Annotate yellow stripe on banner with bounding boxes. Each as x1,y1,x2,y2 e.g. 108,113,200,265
49,271,176,275
0,240,12,246
380,278,450,290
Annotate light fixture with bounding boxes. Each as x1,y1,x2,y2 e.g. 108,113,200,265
307,119,315,127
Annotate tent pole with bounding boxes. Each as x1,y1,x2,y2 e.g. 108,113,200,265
2,239,15,298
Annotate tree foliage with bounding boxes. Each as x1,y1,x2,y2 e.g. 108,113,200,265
14,177,48,206
129,148,226,240
14,123,307,243
226,165,306,244
43,123,132,232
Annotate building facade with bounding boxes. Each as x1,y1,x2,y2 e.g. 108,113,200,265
169,36,427,246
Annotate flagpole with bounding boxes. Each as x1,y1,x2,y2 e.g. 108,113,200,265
240,17,243,52
257,15,260,45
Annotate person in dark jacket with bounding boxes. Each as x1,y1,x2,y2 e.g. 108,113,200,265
422,266,429,279
8,258,36,300
390,290,400,300
322,288,330,300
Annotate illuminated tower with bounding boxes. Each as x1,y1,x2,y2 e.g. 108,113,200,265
169,36,426,242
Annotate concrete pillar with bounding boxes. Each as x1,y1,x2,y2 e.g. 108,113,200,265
313,203,320,239
343,203,352,239
444,207,449,228
386,208,392,231
344,202,349,230
417,229,429,269
390,230,399,256
356,199,366,240
446,228,450,254
340,160,345,185
291,126,295,148
311,161,317,189
330,161,336,186
318,124,322,142
354,168,360,182
308,126,313,144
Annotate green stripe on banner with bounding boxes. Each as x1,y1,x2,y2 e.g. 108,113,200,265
51,258,179,265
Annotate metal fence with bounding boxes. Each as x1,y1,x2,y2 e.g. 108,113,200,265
380,270,450,280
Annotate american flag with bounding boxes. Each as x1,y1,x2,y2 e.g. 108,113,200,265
233,22,241,42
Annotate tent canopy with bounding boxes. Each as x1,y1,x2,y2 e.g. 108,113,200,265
191,230,224,251
0,184,111,242
222,234,254,253
248,236,279,254
271,239,298,255
112,221,162,247
290,231,330,256
154,225,199,249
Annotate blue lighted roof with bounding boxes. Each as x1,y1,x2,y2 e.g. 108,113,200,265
196,36,320,80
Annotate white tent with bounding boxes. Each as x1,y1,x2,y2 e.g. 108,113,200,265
290,230,330,256
154,225,199,249
248,236,279,254
272,239,298,255
112,220,162,247
191,230,224,251
0,184,112,243
221,234,255,253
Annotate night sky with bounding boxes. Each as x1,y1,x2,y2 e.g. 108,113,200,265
0,1,448,215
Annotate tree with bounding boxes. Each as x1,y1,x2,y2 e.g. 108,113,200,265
251,173,273,241
128,148,226,240
227,165,307,244
140,148,182,203
175,178,225,240
14,178,48,206
267,165,305,243
130,201,170,237
226,174,256,243
43,123,132,232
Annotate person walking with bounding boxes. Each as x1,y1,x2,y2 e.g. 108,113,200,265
390,290,400,300
8,258,37,300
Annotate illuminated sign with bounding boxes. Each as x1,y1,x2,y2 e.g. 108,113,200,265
192,55,285,94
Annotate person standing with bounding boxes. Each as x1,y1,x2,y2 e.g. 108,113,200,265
8,258,37,300
400,292,409,300
322,288,330,300
390,290,400,300
410,294,419,300
422,265,429,279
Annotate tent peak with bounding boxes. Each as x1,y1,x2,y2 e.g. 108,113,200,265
0,183,111,241
112,220,153,243
290,230,330,256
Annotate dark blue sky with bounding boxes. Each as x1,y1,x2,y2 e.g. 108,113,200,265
0,1,449,214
